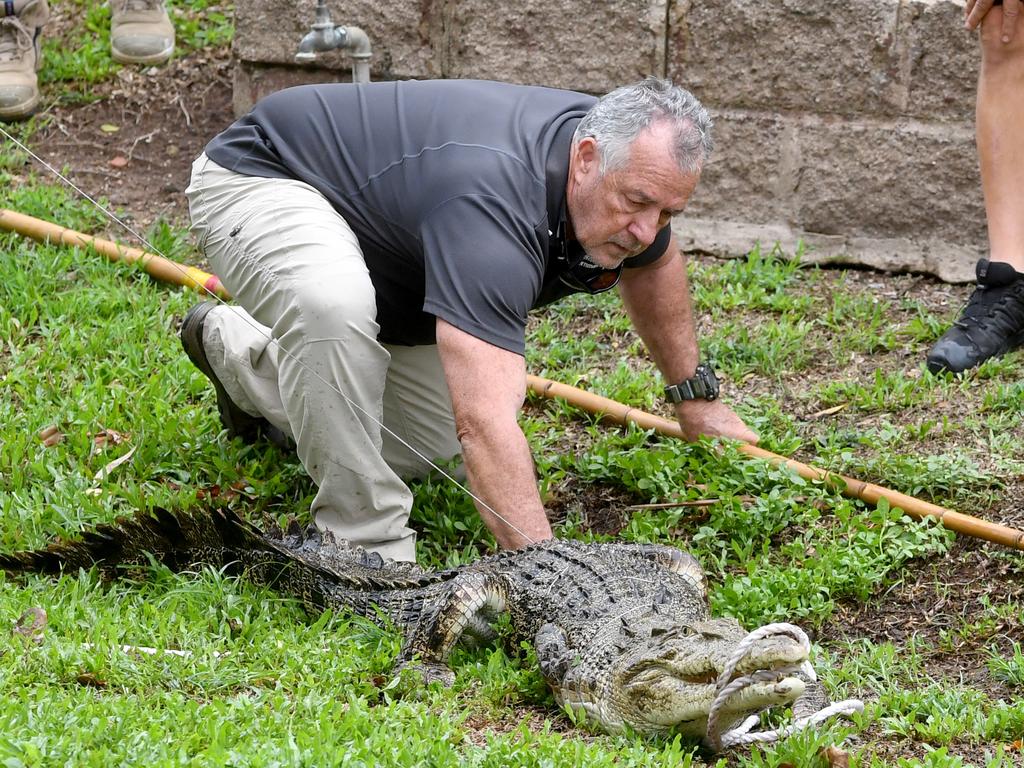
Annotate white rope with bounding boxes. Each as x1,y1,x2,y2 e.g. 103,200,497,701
0,124,536,547
704,622,864,752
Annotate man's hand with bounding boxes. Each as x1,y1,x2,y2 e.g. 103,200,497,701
674,399,759,444
966,0,1021,43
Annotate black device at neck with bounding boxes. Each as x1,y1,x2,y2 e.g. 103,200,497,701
555,219,622,295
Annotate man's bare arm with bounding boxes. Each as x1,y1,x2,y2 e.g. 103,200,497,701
435,318,553,549
618,234,758,443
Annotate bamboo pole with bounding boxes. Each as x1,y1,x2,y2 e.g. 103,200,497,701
0,208,230,300
6,207,1020,551
527,374,1024,552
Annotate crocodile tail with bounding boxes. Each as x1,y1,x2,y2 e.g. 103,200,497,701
0,508,445,621
0,507,271,577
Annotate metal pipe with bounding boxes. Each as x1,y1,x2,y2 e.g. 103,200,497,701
295,0,372,84
344,26,372,84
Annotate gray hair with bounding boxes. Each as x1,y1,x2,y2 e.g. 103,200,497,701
574,77,713,175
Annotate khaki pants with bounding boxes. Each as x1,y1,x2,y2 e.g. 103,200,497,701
185,154,462,562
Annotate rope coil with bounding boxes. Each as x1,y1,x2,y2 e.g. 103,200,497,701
704,622,864,752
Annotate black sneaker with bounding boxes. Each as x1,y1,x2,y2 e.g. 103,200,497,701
180,302,293,449
926,259,1024,374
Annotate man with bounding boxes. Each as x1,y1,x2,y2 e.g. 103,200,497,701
181,77,757,563
927,0,1024,373
0,0,174,121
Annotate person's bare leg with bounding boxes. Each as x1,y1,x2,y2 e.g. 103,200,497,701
926,7,1024,374
978,6,1024,271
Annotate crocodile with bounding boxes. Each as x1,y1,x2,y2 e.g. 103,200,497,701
0,507,842,746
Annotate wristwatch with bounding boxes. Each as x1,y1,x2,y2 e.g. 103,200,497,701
664,364,719,403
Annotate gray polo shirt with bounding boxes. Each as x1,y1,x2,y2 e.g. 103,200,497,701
205,79,669,354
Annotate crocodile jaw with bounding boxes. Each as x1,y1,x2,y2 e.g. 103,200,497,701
624,671,806,735
554,619,810,736
557,669,807,737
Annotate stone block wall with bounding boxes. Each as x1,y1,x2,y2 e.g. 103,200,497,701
232,0,984,282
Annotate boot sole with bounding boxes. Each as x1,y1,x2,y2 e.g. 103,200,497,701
0,92,40,121
181,303,263,442
112,42,174,65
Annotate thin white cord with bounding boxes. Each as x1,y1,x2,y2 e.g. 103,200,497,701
0,124,537,546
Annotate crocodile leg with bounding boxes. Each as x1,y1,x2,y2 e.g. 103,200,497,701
605,542,707,593
459,611,500,649
395,571,507,685
535,622,573,686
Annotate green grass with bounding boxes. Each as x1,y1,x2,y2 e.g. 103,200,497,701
4,8,1024,763
4,174,1022,766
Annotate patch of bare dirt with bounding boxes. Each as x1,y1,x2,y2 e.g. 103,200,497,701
25,48,234,235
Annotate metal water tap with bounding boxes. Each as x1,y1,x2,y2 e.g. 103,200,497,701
295,0,372,83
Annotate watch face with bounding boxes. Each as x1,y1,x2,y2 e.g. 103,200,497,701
663,365,719,402
665,368,713,401
697,366,719,400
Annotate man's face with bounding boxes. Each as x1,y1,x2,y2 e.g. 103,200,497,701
567,121,700,269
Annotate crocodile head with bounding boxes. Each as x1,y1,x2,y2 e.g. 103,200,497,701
552,615,809,737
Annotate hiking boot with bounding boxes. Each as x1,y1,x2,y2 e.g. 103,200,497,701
0,0,48,121
926,258,1024,374
181,302,293,449
111,0,174,65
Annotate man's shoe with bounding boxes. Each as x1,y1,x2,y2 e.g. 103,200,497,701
0,0,48,121
926,259,1024,374
111,0,174,65
181,302,293,449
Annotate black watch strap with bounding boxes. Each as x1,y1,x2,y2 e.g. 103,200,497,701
664,364,720,403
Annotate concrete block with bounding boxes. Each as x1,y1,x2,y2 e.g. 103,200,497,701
233,62,352,116
234,0,440,81
685,111,794,224
794,116,985,246
902,0,980,118
668,0,904,116
674,217,980,282
445,0,666,92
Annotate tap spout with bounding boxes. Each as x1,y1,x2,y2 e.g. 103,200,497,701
295,26,345,62
295,1,372,83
